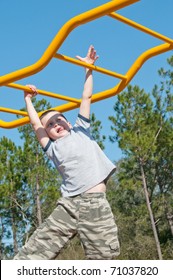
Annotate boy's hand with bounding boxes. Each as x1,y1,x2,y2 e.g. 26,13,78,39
24,84,38,99
76,45,99,65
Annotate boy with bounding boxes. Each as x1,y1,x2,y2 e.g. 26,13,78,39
14,45,120,260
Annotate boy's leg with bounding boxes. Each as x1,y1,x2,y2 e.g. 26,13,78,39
78,193,120,260
14,197,78,260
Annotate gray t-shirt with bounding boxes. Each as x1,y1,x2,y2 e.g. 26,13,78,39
43,114,116,197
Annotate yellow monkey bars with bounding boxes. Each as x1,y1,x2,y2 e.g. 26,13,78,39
0,0,173,128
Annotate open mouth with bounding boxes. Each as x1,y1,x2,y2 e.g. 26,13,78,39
57,127,64,133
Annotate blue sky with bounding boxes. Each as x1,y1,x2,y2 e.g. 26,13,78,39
0,0,172,162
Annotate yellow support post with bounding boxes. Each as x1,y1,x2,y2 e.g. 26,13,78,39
108,12,173,45
53,53,127,80
7,83,81,104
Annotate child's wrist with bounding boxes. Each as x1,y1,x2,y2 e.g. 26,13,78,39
24,96,32,102
85,68,92,73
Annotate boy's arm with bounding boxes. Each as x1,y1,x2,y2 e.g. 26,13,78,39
24,85,50,148
76,45,99,119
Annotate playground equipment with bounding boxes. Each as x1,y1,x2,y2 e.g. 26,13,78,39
0,0,173,129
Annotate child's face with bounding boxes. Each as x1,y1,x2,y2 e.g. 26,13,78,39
41,111,72,140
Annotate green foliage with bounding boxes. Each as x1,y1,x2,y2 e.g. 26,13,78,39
108,56,173,259
90,112,106,150
0,137,29,258
109,85,160,160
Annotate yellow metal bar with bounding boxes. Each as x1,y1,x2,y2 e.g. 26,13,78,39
1,42,172,129
92,42,173,101
0,118,29,129
0,107,28,116
108,12,173,45
1,0,173,129
54,53,127,80
0,0,139,86
7,83,81,104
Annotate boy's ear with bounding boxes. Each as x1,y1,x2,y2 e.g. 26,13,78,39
68,121,73,128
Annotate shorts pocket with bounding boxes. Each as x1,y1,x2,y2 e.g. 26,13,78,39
110,241,120,251
109,240,120,257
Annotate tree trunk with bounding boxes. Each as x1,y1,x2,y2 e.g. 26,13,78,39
11,213,18,255
10,180,18,255
139,159,163,260
163,194,173,238
0,217,4,259
36,176,42,226
166,213,173,236
35,152,42,226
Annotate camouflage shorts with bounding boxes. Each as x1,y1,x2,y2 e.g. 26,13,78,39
14,192,120,260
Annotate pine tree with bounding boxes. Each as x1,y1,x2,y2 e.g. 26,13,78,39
109,85,163,259
90,112,106,150
0,137,28,258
